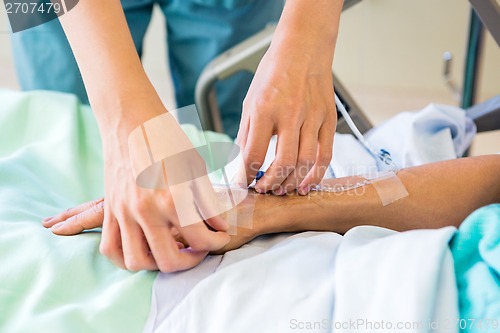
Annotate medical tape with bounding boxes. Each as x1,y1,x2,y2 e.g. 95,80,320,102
368,171,409,206
314,172,408,206
128,112,252,230
213,184,254,234
313,175,370,193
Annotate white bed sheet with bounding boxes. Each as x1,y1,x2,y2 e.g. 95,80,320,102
143,104,473,332
145,227,458,333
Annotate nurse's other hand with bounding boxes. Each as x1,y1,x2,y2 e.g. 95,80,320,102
44,97,230,272
43,196,258,254
42,190,292,254
237,46,336,196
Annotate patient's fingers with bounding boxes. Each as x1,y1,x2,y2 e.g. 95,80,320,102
51,200,105,235
42,198,104,228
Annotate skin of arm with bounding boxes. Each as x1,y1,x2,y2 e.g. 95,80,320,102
213,155,500,252
44,155,500,256
248,155,500,235
238,0,343,195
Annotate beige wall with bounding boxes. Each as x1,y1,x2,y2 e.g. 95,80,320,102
332,0,499,155
334,0,500,101
1,0,498,154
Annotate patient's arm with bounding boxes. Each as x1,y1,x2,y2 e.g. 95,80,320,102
44,155,500,253
214,155,500,252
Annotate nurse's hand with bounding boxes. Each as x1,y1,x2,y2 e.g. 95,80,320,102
236,0,343,195
237,45,336,195
42,189,293,254
45,97,230,272
50,0,233,271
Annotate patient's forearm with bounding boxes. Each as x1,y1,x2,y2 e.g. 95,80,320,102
256,155,500,236
46,156,500,254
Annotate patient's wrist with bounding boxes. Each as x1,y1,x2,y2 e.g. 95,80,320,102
259,184,381,236
253,192,311,235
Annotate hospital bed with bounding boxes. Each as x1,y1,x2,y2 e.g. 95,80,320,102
1,1,500,332
0,89,499,333
463,0,500,132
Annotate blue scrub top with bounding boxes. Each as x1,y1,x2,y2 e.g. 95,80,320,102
193,0,256,9
11,0,282,138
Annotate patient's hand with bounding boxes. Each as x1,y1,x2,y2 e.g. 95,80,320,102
43,190,293,255
43,198,106,235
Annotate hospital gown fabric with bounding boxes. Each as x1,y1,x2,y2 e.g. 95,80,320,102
450,204,500,333
365,103,476,170
254,103,477,179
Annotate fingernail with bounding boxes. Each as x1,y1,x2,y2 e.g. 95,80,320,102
51,222,64,231
298,186,310,196
42,216,53,223
254,186,265,194
274,187,285,196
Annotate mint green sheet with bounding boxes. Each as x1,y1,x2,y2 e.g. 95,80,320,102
0,89,232,332
450,204,500,332
0,90,157,332
0,90,152,332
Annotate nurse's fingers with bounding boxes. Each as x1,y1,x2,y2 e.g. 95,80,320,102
50,200,105,235
254,129,299,193
235,112,250,149
279,121,320,194
242,118,274,186
42,198,104,228
180,221,231,252
117,212,158,271
100,211,126,269
142,219,207,272
192,176,229,232
299,123,334,193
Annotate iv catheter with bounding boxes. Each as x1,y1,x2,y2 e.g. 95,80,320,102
333,92,399,171
250,93,400,190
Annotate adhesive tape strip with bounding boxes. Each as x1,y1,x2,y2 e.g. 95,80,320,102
370,171,409,206
213,184,254,234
